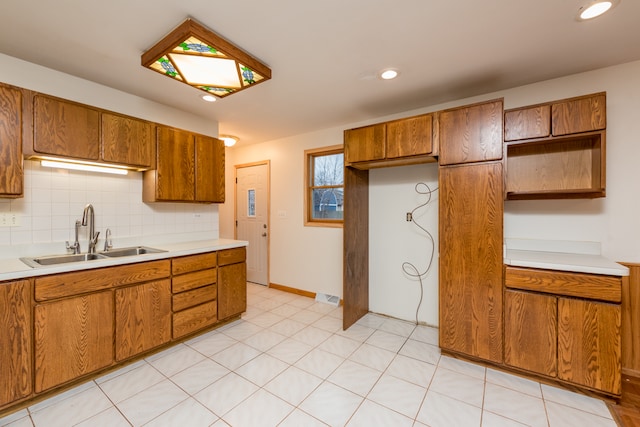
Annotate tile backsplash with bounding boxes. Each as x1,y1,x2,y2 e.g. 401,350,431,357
0,160,219,252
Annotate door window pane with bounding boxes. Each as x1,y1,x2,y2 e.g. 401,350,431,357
248,189,256,217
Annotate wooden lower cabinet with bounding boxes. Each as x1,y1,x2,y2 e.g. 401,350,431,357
504,266,622,395
218,248,247,321
558,298,621,395
34,291,114,393
504,289,557,377
115,279,172,361
439,161,503,363
0,280,31,408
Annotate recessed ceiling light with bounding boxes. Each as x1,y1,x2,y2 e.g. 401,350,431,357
577,0,619,20
379,69,399,80
202,94,216,102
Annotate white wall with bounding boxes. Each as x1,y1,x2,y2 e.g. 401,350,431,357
222,59,640,325
0,54,220,255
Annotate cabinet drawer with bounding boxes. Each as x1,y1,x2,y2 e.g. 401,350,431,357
172,301,217,339
218,247,246,266
173,284,217,312
505,266,621,303
35,260,171,301
172,252,217,275
172,268,216,293
504,105,551,141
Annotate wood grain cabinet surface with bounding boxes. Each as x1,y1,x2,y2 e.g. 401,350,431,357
32,94,100,160
0,280,32,408
438,99,503,166
144,126,225,203
0,83,24,198
344,113,435,168
115,279,172,361
217,247,247,321
504,92,606,200
101,112,153,168
34,291,114,393
505,265,622,395
439,161,504,363
171,252,219,339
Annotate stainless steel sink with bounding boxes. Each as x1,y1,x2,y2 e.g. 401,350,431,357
20,253,108,268
100,246,167,257
20,246,167,268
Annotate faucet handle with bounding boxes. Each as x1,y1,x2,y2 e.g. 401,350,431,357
91,231,100,245
104,228,113,252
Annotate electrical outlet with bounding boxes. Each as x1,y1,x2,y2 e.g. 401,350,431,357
406,212,412,222
0,213,20,227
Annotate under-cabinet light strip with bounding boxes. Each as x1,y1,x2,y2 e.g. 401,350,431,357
41,160,129,175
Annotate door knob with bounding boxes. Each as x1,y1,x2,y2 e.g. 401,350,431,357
262,232,267,237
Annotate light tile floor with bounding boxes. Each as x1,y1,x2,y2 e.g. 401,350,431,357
0,283,619,427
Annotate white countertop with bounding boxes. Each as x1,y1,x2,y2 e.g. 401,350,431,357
505,249,629,276
503,239,629,276
0,238,248,282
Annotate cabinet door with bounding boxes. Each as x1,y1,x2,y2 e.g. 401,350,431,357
552,93,606,136
438,99,503,165
504,289,557,377
101,112,152,167
34,291,113,392
0,280,32,407
439,162,503,362
558,298,621,394
504,105,551,141
344,123,386,163
115,279,171,361
218,262,247,320
155,126,195,201
33,95,100,160
386,114,433,159
195,135,225,202
0,84,23,197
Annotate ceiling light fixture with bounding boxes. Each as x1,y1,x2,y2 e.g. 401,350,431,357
142,18,271,98
577,0,619,20
201,94,216,102
219,135,238,147
380,69,399,80
41,160,129,175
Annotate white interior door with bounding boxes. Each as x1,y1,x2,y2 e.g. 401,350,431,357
236,163,269,285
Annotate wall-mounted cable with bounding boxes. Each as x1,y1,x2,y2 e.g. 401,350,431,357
402,182,438,325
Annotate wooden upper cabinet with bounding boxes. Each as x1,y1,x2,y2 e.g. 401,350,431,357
195,135,225,203
33,94,100,160
101,112,152,167
386,114,433,159
0,83,24,198
552,92,606,136
144,126,225,203
344,123,386,163
344,113,435,168
154,126,195,202
504,105,551,141
438,99,503,165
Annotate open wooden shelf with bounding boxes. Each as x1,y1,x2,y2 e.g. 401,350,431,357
505,131,605,200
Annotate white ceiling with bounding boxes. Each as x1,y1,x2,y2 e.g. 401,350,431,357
1,0,639,146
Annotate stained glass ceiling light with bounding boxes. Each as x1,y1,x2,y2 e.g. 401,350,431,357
141,18,271,98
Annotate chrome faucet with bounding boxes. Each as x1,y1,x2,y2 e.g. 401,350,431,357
82,204,100,254
65,220,82,254
103,228,113,252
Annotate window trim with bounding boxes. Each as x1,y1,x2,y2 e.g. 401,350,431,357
304,145,344,228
